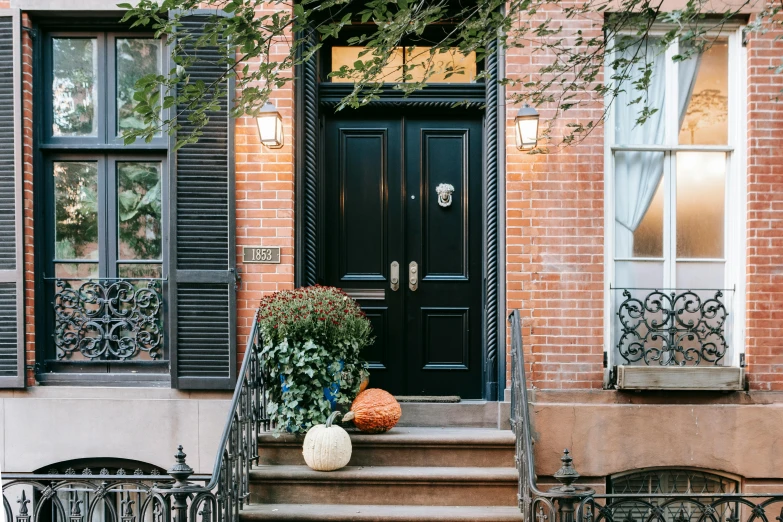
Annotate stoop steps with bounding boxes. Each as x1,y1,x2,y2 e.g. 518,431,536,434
239,401,525,522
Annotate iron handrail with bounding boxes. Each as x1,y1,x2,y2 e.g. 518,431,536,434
2,317,265,522
201,316,265,492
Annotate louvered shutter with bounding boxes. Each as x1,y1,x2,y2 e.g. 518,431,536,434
170,10,237,389
0,10,23,388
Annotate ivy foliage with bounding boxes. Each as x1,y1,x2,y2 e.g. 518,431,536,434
257,286,372,433
120,0,765,150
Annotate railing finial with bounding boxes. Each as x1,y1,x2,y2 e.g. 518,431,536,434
553,448,580,493
169,445,194,488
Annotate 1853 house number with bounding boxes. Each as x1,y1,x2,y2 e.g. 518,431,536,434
243,247,281,264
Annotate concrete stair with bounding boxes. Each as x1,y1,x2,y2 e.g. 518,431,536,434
241,402,523,521
257,427,516,467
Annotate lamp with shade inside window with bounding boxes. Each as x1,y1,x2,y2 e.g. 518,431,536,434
514,104,540,151
256,101,284,149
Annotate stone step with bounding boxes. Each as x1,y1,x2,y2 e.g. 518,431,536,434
249,465,519,506
240,504,525,521
398,401,511,429
258,427,516,467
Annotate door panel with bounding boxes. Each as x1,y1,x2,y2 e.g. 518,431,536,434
324,118,405,393
323,114,482,397
339,130,388,280
421,130,470,279
405,119,483,398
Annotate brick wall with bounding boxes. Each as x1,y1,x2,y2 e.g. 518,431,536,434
745,21,783,391
234,5,296,356
14,4,783,391
504,8,606,390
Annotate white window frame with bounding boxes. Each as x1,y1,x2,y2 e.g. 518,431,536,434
603,25,747,369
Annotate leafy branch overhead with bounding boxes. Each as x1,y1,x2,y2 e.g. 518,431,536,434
121,0,774,149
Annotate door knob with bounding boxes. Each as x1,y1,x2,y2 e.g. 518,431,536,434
390,261,400,291
409,261,418,291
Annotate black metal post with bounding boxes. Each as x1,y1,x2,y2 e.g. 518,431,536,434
169,445,194,522
549,449,594,522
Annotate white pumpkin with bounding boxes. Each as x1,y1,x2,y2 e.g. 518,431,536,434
302,411,352,471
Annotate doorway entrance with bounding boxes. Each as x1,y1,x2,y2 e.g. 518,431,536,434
322,112,484,398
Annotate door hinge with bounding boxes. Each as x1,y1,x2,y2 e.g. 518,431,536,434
603,351,608,368
230,267,241,291
740,353,746,368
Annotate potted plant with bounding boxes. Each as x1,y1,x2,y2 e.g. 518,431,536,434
257,285,372,433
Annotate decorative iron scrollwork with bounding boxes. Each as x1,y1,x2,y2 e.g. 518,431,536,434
617,289,728,366
53,279,163,360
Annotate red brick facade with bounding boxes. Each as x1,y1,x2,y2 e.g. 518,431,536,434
745,17,783,391
12,5,783,391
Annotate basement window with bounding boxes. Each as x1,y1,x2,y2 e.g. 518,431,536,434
609,469,740,522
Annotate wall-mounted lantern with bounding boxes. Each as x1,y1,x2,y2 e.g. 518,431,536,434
515,104,540,151
256,101,284,149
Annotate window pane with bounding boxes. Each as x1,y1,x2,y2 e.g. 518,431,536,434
614,37,666,145
614,151,664,258
679,40,728,145
330,46,404,83
404,47,477,83
54,161,99,260
118,263,162,278
118,162,162,261
54,263,98,278
676,261,724,289
117,38,162,135
52,38,98,137
676,152,725,258
614,260,664,289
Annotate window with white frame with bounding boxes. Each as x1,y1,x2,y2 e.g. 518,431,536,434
606,29,745,368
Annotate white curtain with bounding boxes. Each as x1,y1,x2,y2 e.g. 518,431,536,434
614,41,701,258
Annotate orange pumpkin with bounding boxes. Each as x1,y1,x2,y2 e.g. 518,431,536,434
343,388,401,433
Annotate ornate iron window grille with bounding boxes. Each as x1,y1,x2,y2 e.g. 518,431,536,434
615,289,730,366
52,278,164,361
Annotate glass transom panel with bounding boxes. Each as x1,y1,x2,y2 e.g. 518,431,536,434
330,46,477,83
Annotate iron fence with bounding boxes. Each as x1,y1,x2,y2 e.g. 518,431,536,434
3,316,268,522
509,308,783,522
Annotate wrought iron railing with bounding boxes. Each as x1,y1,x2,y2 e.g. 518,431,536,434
614,288,730,366
509,308,783,522
3,315,268,522
52,278,164,361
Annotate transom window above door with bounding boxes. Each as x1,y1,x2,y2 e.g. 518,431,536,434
607,31,744,369
329,45,477,83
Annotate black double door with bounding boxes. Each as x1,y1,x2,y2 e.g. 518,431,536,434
323,112,484,398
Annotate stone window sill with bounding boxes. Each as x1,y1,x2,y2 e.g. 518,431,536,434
615,366,745,391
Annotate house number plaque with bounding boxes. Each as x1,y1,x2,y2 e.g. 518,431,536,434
243,247,281,264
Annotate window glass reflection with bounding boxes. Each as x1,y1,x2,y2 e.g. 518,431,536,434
117,162,163,262
117,38,162,135
679,40,729,145
54,161,99,260
52,38,98,136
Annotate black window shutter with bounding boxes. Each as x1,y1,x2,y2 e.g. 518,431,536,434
0,10,24,388
170,10,237,389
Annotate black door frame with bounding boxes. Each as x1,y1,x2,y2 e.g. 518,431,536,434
294,34,505,400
